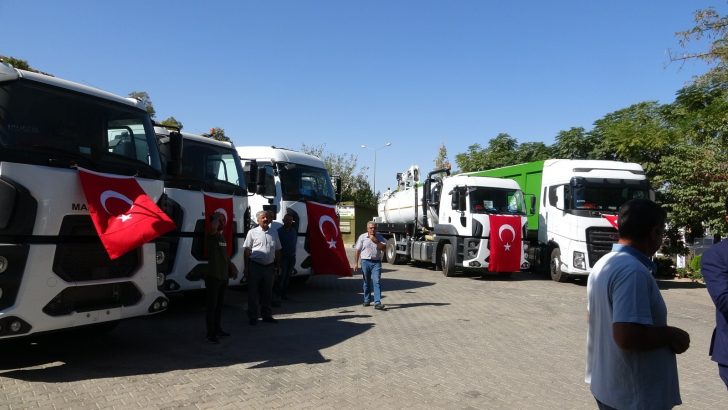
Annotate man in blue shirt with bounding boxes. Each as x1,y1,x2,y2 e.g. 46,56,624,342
273,212,297,306
586,199,690,409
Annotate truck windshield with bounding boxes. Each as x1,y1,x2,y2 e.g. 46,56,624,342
170,139,246,194
468,187,526,215
278,163,336,205
0,80,162,177
571,178,650,212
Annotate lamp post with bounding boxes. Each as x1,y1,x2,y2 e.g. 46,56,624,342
360,142,392,195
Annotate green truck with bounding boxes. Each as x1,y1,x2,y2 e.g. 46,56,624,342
470,159,652,282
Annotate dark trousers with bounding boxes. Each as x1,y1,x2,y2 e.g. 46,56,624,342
719,363,728,390
274,254,295,302
204,277,228,337
248,263,275,320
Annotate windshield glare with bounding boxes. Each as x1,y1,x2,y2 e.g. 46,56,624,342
175,139,245,189
279,163,336,204
0,81,161,176
572,180,650,211
469,187,526,215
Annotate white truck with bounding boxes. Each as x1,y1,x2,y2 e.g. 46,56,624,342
0,63,168,338
375,165,530,277
154,127,249,292
473,159,653,282
237,146,339,281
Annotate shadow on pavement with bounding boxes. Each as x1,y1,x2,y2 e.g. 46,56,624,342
0,276,442,382
657,279,706,290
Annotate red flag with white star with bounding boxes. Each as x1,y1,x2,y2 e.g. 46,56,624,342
203,193,234,256
488,215,522,272
305,201,352,276
78,167,176,259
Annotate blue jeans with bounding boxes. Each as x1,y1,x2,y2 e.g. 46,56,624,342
361,259,382,304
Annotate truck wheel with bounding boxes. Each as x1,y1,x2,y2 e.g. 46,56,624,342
386,238,404,265
550,248,569,282
442,244,456,277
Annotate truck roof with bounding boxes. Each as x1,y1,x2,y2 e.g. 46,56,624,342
0,63,147,111
236,146,325,168
448,174,522,190
543,159,645,174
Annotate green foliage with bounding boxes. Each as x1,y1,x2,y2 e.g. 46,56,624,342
204,127,230,142
690,254,703,272
551,127,597,159
159,116,183,130
454,133,551,172
653,256,676,278
434,143,451,170
300,144,376,208
128,91,156,118
0,55,53,76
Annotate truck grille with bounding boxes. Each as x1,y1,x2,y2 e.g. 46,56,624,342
586,227,619,268
53,216,139,282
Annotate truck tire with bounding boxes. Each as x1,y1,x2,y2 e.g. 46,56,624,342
441,243,456,277
386,238,405,265
550,248,569,282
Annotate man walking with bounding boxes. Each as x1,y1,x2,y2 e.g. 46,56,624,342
586,199,690,409
701,200,728,390
353,221,387,310
273,212,297,306
243,210,282,325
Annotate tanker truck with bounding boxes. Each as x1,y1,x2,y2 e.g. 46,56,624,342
471,159,653,282
374,165,531,277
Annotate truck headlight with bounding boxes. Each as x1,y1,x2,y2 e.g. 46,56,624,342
573,251,586,270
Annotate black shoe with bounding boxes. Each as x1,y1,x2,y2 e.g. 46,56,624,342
363,301,371,307
217,330,231,337
374,303,386,310
248,319,258,326
262,317,278,324
207,336,220,344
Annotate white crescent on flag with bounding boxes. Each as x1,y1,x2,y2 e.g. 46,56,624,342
318,215,339,249
498,223,516,252
100,190,134,222
214,207,229,223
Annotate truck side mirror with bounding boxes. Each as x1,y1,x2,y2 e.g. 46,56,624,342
555,185,566,210
165,131,183,177
450,190,458,210
246,160,259,195
334,176,342,203
256,168,268,195
530,196,536,215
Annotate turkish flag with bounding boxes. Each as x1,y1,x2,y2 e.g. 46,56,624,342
602,214,619,229
305,201,352,276
77,168,176,259
488,215,522,272
203,193,234,256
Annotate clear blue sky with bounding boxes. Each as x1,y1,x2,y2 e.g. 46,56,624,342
3,0,725,193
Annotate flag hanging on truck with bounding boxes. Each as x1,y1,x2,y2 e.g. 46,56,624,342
203,193,234,257
77,167,176,259
602,214,618,229
488,215,522,272
306,201,352,276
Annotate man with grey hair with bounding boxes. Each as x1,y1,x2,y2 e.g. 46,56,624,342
243,210,282,325
353,221,387,310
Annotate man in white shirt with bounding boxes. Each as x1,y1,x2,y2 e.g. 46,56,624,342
586,199,690,409
353,222,387,310
243,210,282,325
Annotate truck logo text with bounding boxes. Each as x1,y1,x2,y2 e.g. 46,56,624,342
72,203,88,211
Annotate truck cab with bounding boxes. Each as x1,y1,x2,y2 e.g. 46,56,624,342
155,127,249,292
237,146,338,279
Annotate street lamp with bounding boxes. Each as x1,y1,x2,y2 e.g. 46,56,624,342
360,142,392,195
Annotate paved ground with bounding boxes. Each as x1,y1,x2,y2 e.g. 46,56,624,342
1,254,726,409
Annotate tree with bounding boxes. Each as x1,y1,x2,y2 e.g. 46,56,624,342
205,127,230,142
159,116,183,130
551,127,598,159
128,91,156,118
301,144,376,208
671,4,728,86
0,55,52,75
454,133,533,172
515,141,552,164
433,143,451,171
